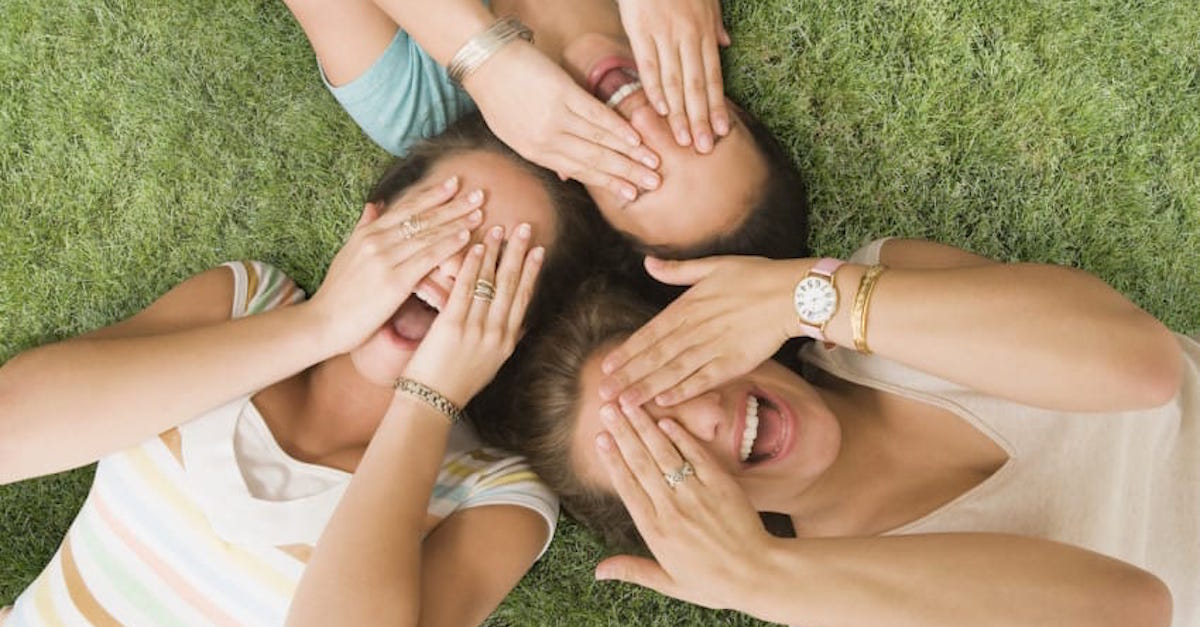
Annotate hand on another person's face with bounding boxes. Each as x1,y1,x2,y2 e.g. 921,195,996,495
464,41,662,202
617,0,731,153
600,255,804,408
307,177,483,356
592,403,771,613
402,222,543,407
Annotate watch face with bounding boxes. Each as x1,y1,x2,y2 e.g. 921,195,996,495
794,276,838,324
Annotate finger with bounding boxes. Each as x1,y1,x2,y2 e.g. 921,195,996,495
630,35,668,116
655,41,690,147
486,222,532,332
561,117,662,191
355,203,380,230
620,402,685,476
565,87,641,148
655,360,728,407
382,202,484,248
620,343,714,408
679,39,713,153
555,140,641,202
416,188,486,231
644,256,723,286
657,418,725,486
718,22,732,47
441,242,484,322
379,175,460,225
701,39,730,138
595,430,658,519
595,556,678,596
599,305,680,384
599,404,677,505
506,246,545,338
467,225,504,330
389,222,472,275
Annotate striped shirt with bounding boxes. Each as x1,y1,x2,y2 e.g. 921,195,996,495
5,261,558,626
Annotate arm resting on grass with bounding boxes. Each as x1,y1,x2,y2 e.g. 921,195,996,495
0,266,336,484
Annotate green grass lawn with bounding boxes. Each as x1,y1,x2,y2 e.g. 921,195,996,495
1,0,1197,624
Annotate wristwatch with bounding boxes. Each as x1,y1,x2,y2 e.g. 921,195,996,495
793,257,845,342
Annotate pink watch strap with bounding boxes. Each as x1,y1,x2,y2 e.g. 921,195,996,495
796,257,845,342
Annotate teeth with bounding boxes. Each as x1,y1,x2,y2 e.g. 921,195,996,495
414,287,442,312
740,395,760,462
605,80,643,109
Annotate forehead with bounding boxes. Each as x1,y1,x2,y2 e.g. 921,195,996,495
418,150,559,247
618,132,767,249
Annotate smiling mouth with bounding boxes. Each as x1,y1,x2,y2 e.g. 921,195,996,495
586,57,642,110
388,287,444,346
738,391,791,465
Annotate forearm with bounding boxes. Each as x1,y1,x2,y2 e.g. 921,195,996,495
750,533,1172,627
369,0,495,64
813,262,1181,411
0,303,333,483
288,395,451,627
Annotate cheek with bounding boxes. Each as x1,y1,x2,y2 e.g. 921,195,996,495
348,331,414,385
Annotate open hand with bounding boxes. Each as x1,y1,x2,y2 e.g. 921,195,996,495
600,255,804,407
617,0,731,153
402,222,544,407
464,41,662,201
592,403,771,613
307,176,483,355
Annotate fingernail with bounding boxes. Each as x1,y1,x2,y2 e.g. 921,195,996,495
468,189,484,205
490,225,504,239
624,132,640,147
655,393,671,406
658,419,674,432
471,243,484,255
444,175,459,190
600,404,618,425
641,154,659,169
458,229,470,241
516,223,532,238
654,100,668,116
676,129,691,146
641,173,660,190
714,116,730,136
598,380,617,400
467,209,483,225
531,246,545,262
621,186,637,201
595,433,612,451
697,133,713,153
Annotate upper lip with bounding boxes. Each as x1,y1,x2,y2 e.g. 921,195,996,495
586,56,638,99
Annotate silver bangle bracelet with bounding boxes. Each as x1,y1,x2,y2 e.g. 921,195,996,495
446,16,534,84
394,377,465,424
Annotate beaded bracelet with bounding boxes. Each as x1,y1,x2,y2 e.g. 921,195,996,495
446,16,534,84
394,377,465,424
852,264,888,354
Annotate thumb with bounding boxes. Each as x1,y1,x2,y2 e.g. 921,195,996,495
356,203,381,229
717,23,732,47
644,256,722,286
595,555,676,593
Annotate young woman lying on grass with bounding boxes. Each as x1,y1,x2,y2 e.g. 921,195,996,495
508,237,1194,627
283,0,810,259
0,115,602,626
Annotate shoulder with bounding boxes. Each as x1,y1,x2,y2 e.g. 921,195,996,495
220,260,307,319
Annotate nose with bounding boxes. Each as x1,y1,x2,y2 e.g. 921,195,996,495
646,390,724,443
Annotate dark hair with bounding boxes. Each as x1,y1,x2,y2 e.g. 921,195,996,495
365,113,609,439
503,276,657,551
634,103,811,261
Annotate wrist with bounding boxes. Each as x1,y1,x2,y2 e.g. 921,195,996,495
292,300,349,358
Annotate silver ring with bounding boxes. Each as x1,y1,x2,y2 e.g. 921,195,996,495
663,461,694,489
399,218,423,240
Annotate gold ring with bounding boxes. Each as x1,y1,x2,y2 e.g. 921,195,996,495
663,461,694,489
399,218,423,240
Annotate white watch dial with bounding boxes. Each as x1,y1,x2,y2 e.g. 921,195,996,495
794,276,838,325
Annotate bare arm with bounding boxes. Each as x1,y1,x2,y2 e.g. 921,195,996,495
0,266,333,484
602,238,1183,412
595,404,1173,627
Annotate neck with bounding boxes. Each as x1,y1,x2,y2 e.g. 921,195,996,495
778,378,909,537
293,356,394,454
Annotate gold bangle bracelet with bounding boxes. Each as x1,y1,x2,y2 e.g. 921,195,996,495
851,264,888,354
393,377,464,424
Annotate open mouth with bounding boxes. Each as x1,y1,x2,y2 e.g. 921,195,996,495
386,286,444,348
738,389,793,465
586,56,642,110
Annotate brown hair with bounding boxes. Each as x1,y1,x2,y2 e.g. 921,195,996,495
365,113,611,437
504,276,657,552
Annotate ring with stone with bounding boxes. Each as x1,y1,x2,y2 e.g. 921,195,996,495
399,217,423,240
663,461,694,489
